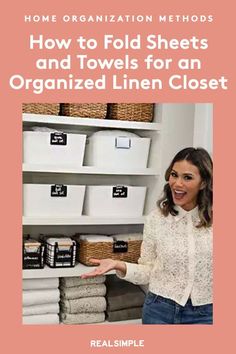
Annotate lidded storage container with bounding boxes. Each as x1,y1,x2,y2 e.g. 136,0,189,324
84,130,151,168
23,184,86,217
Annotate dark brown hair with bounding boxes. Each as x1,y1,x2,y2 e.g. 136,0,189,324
158,147,213,227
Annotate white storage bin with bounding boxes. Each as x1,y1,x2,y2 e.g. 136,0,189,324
23,184,85,217
84,130,151,168
83,185,146,217
23,131,86,166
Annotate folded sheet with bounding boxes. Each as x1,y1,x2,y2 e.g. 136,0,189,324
106,307,142,322
106,275,145,311
61,312,105,324
79,235,112,242
60,284,106,300
60,296,106,314
22,278,59,290
60,275,106,288
23,314,59,325
23,288,60,307
23,302,59,316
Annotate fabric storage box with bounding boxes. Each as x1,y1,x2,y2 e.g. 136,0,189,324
60,103,107,119
108,103,154,122
23,130,86,166
23,184,86,217
45,237,76,268
23,238,45,269
83,185,146,217
22,103,60,115
84,130,151,168
78,235,142,266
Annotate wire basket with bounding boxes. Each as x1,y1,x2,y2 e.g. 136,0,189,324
60,103,107,118
78,239,142,266
108,103,154,122
22,103,60,115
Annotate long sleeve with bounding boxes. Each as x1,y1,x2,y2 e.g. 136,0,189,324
116,209,158,285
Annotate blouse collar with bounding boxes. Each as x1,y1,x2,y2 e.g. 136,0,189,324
172,205,199,222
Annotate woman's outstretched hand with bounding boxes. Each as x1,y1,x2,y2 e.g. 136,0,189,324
80,258,126,279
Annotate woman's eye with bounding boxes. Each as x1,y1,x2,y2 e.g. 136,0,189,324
184,175,193,180
170,172,177,178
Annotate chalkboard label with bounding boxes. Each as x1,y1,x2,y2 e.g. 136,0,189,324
51,184,67,197
50,132,67,145
112,186,128,198
113,241,128,253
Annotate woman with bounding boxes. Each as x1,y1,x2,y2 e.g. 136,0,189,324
81,147,213,324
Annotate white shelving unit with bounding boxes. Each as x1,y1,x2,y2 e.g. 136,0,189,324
22,105,161,325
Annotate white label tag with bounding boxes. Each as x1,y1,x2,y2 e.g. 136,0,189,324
115,136,131,149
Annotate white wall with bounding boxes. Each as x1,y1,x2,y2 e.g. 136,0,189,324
193,103,213,155
159,103,195,191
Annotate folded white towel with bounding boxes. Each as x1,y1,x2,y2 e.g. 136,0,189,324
60,275,106,288
61,296,106,314
61,312,105,324
23,289,60,307
112,233,143,241
60,284,106,300
23,314,59,325
79,235,112,242
22,278,59,290
23,302,59,316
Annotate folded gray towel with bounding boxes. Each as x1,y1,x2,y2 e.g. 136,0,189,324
106,275,145,311
60,296,106,314
106,307,142,322
60,284,106,300
60,275,105,288
61,312,105,324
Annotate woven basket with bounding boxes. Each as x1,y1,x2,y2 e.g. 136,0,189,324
78,240,142,266
60,103,107,119
22,103,60,115
108,103,154,122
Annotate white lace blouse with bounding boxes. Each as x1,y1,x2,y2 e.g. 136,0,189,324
117,206,213,306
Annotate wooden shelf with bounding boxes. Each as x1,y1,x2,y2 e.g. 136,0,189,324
23,113,161,131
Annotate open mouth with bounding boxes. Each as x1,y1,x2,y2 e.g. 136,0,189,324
172,190,187,200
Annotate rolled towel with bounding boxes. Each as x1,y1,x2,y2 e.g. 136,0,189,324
61,312,105,324
106,307,142,322
60,283,106,300
23,314,59,325
23,289,60,307
112,233,143,241
60,275,106,288
60,296,106,314
22,278,59,290
23,302,59,316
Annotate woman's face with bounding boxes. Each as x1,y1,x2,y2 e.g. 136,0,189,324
168,159,204,211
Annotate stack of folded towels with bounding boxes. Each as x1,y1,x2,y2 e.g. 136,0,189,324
105,275,145,322
22,278,60,324
60,275,107,324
